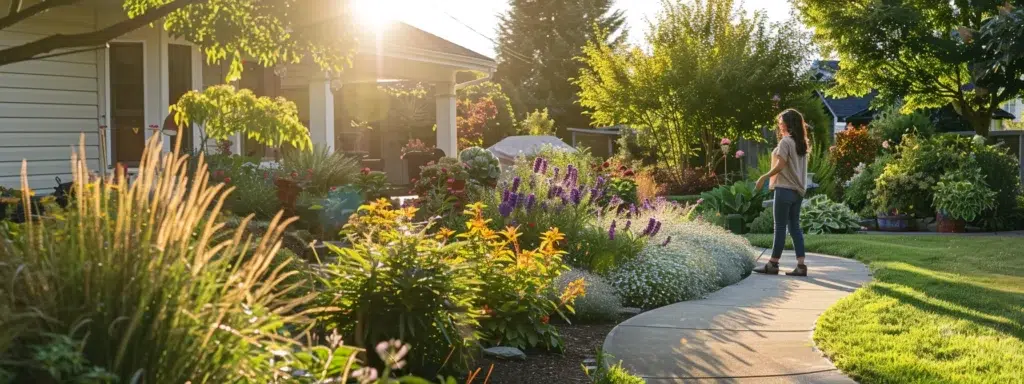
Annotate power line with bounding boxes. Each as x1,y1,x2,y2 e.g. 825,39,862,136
438,8,534,65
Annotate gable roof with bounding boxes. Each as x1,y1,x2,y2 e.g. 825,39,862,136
821,90,878,121
369,22,494,63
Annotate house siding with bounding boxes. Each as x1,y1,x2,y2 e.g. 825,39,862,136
0,0,101,189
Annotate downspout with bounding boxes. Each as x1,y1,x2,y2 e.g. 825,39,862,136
455,70,493,90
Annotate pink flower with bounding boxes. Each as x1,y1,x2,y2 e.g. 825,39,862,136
696,198,704,205
882,140,890,149
735,150,745,158
720,138,731,145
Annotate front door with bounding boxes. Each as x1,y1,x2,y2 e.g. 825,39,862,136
109,42,146,166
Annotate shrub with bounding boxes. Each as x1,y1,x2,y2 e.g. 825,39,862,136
869,104,934,147
0,138,327,383
579,198,694,274
634,169,664,202
460,204,584,351
662,221,756,287
749,206,774,234
933,166,997,222
831,126,881,182
459,147,501,187
413,157,471,218
665,166,718,195
555,269,623,324
281,144,360,195
843,154,892,216
316,199,481,376
588,354,646,384
609,242,718,310
519,108,556,136
698,181,770,225
801,195,863,234
807,144,841,200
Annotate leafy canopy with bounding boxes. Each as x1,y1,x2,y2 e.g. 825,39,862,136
170,84,312,151
796,0,1024,136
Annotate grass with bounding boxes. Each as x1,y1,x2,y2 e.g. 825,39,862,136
747,234,1024,383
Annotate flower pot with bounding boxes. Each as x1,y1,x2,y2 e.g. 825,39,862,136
404,151,435,184
274,178,302,216
725,213,746,234
450,179,467,192
877,214,913,232
936,211,966,233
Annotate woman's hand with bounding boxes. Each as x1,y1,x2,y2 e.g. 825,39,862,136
755,174,768,191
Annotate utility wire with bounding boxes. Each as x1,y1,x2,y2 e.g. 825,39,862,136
439,8,534,65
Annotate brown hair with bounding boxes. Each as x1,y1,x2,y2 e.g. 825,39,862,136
777,109,810,156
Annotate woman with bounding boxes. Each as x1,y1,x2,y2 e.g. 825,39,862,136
753,109,810,277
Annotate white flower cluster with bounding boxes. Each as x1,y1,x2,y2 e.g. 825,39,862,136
555,268,623,322
608,220,757,309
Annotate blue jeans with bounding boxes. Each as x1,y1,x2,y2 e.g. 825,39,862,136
771,188,805,260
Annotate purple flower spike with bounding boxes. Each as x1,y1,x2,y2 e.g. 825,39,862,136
570,188,582,205
553,167,560,180
642,218,656,236
609,220,617,240
541,159,549,174
526,193,536,210
643,199,652,210
511,177,522,192
623,220,632,232
651,221,662,237
509,192,520,208
533,157,544,173
597,176,606,188
630,204,639,217
499,202,513,217
516,192,526,208
502,188,511,203
661,236,672,246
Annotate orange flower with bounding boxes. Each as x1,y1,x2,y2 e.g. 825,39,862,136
540,315,550,324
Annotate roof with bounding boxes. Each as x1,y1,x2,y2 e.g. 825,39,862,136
820,90,878,121
566,125,626,136
487,136,576,164
372,22,494,63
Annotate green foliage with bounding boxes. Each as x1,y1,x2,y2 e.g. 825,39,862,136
496,0,627,132
171,85,312,151
843,154,893,217
830,126,881,182
868,104,935,147
588,354,646,384
0,138,328,383
24,334,117,383
207,159,280,219
457,82,517,146
933,168,997,222
413,158,471,218
555,269,623,324
788,94,834,146
576,0,812,173
604,178,639,207
698,181,771,225
807,144,840,200
519,108,557,136
356,169,391,201
801,195,863,234
749,207,774,234
798,0,1024,136
282,144,360,195
459,147,501,187
316,200,481,376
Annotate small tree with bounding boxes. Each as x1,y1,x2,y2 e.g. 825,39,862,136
456,96,498,149
170,85,312,152
458,81,517,146
519,108,556,136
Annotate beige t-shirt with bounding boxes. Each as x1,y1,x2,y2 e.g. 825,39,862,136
770,136,808,196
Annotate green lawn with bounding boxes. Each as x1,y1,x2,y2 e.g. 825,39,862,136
747,234,1024,383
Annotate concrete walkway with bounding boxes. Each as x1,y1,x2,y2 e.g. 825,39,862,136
603,251,871,383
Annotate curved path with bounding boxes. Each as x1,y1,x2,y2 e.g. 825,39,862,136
603,250,871,383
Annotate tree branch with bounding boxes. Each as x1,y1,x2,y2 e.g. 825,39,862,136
0,0,80,31
0,0,201,66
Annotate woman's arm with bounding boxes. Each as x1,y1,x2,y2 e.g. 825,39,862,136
755,154,787,190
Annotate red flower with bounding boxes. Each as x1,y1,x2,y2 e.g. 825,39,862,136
623,169,635,177
441,168,448,173
540,315,550,324
446,178,455,185
602,161,610,168
483,305,494,315
411,178,418,184
528,222,536,228
330,186,337,192
361,167,371,175
619,165,628,171
223,177,231,184
290,171,298,178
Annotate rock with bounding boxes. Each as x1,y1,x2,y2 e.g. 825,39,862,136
483,346,526,360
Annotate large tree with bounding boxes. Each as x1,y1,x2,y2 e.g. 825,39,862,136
0,0,356,79
495,0,627,136
575,0,811,180
797,0,1024,136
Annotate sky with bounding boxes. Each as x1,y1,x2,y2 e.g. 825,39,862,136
356,0,796,60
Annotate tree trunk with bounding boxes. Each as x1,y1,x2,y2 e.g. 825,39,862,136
967,110,993,137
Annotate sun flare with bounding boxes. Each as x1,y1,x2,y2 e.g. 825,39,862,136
351,0,395,31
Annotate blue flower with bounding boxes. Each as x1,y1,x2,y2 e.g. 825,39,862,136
526,193,536,210
570,188,582,205
499,202,513,217
511,177,521,192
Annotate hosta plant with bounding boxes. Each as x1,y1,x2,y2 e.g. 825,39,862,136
457,203,585,352
698,181,770,224
801,195,863,234
933,168,997,222
459,147,501,187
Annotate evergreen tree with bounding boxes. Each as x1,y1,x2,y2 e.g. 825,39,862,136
495,0,627,136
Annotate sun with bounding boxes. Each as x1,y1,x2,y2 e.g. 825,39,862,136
351,0,395,31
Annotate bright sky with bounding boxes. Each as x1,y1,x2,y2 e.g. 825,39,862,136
355,0,796,59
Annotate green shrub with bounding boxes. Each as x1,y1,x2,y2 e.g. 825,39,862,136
830,126,881,182
459,146,501,187
749,207,774,234
556,269,624,324
0,139,330,383
842,154,892,216
661,221,756,287
933,166,997,222
869,104,934,147
698,181,770,225
603,178,639,207
588,354,646,384
801,195,862,234
282,144,360,195
609,241,718,310
807,144,841,200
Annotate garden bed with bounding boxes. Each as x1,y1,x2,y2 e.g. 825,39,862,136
478,323,617,384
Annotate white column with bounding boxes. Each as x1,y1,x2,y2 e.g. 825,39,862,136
309,73,336,152
435,81,457,157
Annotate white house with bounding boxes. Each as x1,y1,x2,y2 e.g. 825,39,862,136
0,0,496,189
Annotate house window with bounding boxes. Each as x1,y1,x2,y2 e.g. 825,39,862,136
238,62,280,159
109,42,146,167
168,44,193,152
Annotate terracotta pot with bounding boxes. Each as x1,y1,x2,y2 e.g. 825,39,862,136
936,211,966,233
404,151,434,184
274,178,302,215
450,179,467,192
877,214,913,232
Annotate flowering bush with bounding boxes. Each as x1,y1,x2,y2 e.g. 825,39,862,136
843,154,892,216
555,269,623,324
831,127,882,182
457,203,584,351
659,221,757,287
400,138,432,159
459,146,501,186
609,242,718,310
413,157,471,217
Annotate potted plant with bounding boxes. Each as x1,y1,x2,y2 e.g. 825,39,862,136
274,170,308,216
932,169,996,233
872,166,930,232
401,139,439,184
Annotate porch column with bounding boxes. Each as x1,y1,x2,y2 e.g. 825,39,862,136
309,73,336,152
435,81,457,157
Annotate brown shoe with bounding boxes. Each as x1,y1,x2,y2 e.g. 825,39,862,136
786,264,808,277
753,262,780,275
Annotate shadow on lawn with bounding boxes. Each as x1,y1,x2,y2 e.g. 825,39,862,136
870,266,1024,341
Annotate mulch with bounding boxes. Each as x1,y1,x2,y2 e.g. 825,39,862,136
471,323,617,384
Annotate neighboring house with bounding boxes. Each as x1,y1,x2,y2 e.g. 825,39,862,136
0,0,496,189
